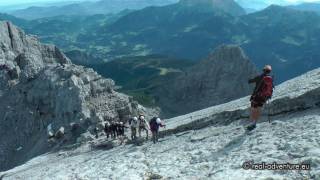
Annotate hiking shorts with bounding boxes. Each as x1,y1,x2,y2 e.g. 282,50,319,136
251,95,266,108
139,125,147,131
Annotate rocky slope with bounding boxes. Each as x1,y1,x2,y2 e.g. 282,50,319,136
155,45,257,117
1,61,319,179
0,21,151,171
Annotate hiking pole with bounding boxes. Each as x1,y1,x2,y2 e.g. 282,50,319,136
267,100,271,123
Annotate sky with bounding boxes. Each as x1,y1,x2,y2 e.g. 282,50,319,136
0,0,319,9
0,0,319,6
0,0,95,6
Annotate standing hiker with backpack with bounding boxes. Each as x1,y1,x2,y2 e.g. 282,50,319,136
138,114,149,140
110,121,117,139
149,117,166,144
129,117,139,140
247,65,274,131
104,121,112,139
118,121,128,144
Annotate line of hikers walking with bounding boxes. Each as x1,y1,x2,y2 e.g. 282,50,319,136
103,115,166,144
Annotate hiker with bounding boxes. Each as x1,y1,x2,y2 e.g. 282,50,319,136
110,121,117,138
129,117,138,140
138,114,149,140
149,117,166,144
118,122,127,136
94,126,99,139
0,64,9,71
117,122,128,144
247,65,274,131
116,122,122,136
104,122,112,139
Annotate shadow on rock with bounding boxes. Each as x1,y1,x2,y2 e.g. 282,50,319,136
90,141,116,150
126,138,147,146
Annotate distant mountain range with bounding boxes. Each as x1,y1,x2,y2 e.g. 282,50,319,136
80,0,247,60
0,1,83,12
77,3,320,82
9,0,179,20
0,10,132,53
1,0,320,84
235,0,320,12
288,2,320,14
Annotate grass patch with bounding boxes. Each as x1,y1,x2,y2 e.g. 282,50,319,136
122,89,156,107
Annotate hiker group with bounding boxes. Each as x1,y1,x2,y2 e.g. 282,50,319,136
102,121,127,139
100,64,274,144
103,115,166,144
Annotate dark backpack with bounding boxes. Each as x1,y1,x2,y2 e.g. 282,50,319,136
149,117,158,128
258,75,273,99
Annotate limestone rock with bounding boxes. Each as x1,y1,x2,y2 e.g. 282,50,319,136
0,21,150,171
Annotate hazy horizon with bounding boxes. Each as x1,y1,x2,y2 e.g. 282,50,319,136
235,0,320,10
0,0,320,7
0,0,98,6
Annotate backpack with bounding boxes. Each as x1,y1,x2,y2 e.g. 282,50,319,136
139,116,145,126
258,75,273,99
149,117,158,129
129,117,138,127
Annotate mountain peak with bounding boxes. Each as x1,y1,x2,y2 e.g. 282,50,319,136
208,45,248,62
156,45,257,116
179,0,245,16
257,4,318,16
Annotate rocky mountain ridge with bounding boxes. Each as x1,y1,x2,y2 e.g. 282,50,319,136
0,21,152,171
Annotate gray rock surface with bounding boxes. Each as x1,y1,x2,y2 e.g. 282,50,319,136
1,66,319,180
157,45,258,117
0,21,152,171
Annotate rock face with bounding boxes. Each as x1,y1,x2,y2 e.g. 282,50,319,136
0,21,149,171
156,45,257,117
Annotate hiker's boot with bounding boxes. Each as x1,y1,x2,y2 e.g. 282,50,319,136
246,124,256,131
